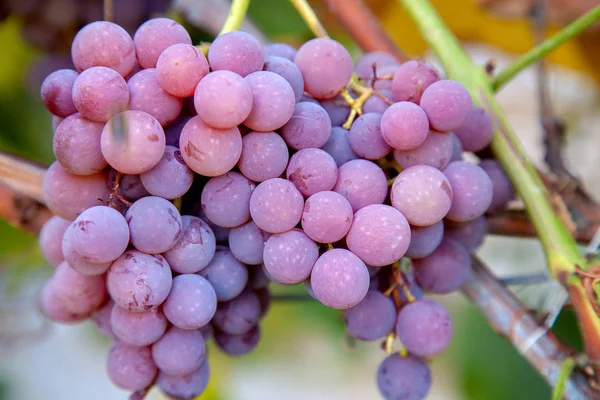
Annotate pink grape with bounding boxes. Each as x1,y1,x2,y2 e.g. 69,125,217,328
179,115,242,176
156,43,209,97
320,95,350,126
101,110,165,174
420,80,473,132
249,178,304,234
228,221,270,265
39,216,70,266
380,101,429,151
134,18,192,69
391,60,440,104
118,174,150,201
391,165,453,226
393,130,454,170
53,113,107,175
355,51,399,81
454,105,494,152
126,196,182,254
199,246,248,301
348,112,392,160
140,146,194,199
152,327,206,376
162,274,217,330
450,132,463,161
194,70,253,129
405,221,444,258
346,204,411,267
294,38,353,99
333,159,388,212
92,299,115,339
62,226,112,276
264,43,296,61
286,148,338,197
213,289,261,335
128,68,182,126
320,126,358,166
71,21,136,77
201,172,255,228
264,56,304,102
238,131,289,182
72,66,129,122
343,290,396,341
244,71,296,132
263,229,319,284
363,89,392,114
107,343,157,391
40,69,78,117
42,162,111,221
107,250,173,311
301,191,353,243
157,361,210,400
281,102,332,150
110,304,168,346
163,216,216,274
413,238,472,293
445,216,488,254
208,30,264,77
310,249,369,309
443,161,493,222
480,159,514,213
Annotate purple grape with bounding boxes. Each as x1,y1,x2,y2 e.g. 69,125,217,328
200,324,214,342
346,204,411,267
343,290,396,341
53,113,107,175
249,178,304,234
107,250,173,311
119,174,150,201
213,289,261,335
92,299,115,339
391,60,440,104
71,205,129,263
264,56,304,102
320,126,358,166
445,216,487,254
42,162,111,221
450,132,463,161
126,196,182,253
40,69,77,117
244,71,296,132
247,264,270,290
229,221,270,265
163,274,217,330
405,221,444,258
101,110,166,175
355,51,399,81
165,116,192,148
134,18,192,69
128,68,182,126
391,165,453,226
39,216,70,267
420,80,472,132
256,287,271,317
263,229,319,284
310,249,369,309
156,43,210,97
152,326,206,376
163,216,216,274
480,159,514,213
454,105,493,152
72,66,129,122
294,38,353,99
199,246,248,301
377,354,431,400
107,343,157,391
40,261,107,322
301,191,353,243
333,159,388,212
348,112,392,160
140,146,194,199
396,299,452,357
363,89,392,114
179,115,242,177
196,209,230,244
393,130,453,170
238,131,289,182
320,96,350,127
71,21,136,77
372,64,399,91
281,101,332,150
214,325,260,356
413,238,472,293
208,30,264,77
286,148,338,197
443,161,493,222
201,172,255,228
110,304,168,346
62,226,112,276
380,101,429,151
194,70,253,129
264,43,296,60
304,279,317,300
157,360,210,400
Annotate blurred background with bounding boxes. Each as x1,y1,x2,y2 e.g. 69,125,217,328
0,0,599,399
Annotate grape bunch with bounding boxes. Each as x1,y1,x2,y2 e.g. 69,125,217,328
37,16,515,400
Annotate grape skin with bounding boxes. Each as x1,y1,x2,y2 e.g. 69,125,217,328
405,220,444,259
264,56,304,102
238,131,289,182
107,342,158,391
110,304,168,347
40,69,78,117
393,130,454,170
212,289,261,335
128,68,183,126
140,146,194,200
380,101,429,151
413,238,472,293
200,172,255,229
263,229,319,284
199,246,248,302
152,326,206,376
163,216,216,274
214,325,261,356
333,159,388,212
208,30,264,78
229,221,270,265
301,191,353,243
157,360,210,400
263,43,296,61
156,43,209,98
377,354,431,400
420,79,473,132
355,51,399,81
249,178,304,234
134,18,192,69
72,66,129,122
443,161,493,222
343,290,396,341
348,112,392,160
391,60,439,104
281,102,332,150
39,216,70,267
244,71,296,132
163,274,217,330
286,148,338,197
126,196,183,254
320,126,358,166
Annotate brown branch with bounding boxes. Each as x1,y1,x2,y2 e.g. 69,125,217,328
462,258,597,398
322,0,406,62
0,152,46,204
0,183,51,235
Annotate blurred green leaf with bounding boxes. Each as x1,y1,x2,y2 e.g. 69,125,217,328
247,0,310,39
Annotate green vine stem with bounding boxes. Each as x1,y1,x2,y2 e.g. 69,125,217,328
398,0,600,374
493,6,600,91
289,0,329,38
218,0,251,35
